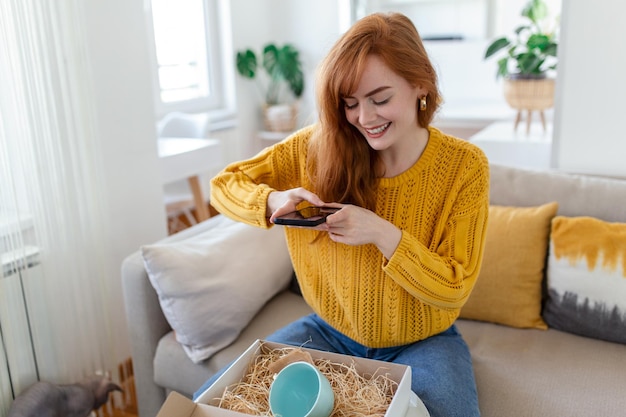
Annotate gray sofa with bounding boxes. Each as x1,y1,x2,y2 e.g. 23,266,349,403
122,163,626,417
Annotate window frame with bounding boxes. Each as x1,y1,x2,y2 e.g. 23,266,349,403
146,0,236,126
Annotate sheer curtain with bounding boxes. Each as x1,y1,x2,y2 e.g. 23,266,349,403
0,0,118,414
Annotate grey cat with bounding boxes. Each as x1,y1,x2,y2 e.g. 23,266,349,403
7,375,122,417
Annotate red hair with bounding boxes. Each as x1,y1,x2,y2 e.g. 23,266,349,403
308,12,441,209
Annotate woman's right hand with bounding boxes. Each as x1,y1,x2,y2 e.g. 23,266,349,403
267,188,327,223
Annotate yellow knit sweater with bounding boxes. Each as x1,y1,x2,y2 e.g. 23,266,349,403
210,125,490,347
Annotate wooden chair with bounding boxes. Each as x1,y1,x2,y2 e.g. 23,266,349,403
157,112,211,234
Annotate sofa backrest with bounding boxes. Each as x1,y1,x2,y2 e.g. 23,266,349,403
489,164,626,223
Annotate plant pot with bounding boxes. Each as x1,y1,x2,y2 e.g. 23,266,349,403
263,103,298,132
503,77,555,133
503,77,555,111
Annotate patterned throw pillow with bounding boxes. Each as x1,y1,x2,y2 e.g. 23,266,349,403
543,216,626,344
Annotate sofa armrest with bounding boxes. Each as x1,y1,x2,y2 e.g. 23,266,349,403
121,250,170,417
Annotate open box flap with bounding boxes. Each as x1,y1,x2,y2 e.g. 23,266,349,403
157,391,252,417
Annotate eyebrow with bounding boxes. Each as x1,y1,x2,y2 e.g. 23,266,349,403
343,86,391,99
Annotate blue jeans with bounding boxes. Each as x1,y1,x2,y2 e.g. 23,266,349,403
194,314,480,417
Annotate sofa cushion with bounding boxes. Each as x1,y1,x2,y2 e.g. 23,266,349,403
141,215,293,363
543,216,626,344
460,202,558,329
457,319,626,417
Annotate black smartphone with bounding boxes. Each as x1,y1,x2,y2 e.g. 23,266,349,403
273,207,340,227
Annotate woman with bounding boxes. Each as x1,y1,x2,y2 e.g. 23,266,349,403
206,12,489,417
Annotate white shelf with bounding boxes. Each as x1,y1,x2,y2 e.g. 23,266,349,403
258,131,293,142
469,121,553,169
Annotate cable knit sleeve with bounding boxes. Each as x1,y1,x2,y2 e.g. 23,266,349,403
209,126,313,228
383,141,490,310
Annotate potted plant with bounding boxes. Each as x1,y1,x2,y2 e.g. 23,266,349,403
484,0,559,131
236,43,304,132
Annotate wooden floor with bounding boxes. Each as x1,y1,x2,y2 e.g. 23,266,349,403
95,358,138,417
98,407,137,417
168,202,218,235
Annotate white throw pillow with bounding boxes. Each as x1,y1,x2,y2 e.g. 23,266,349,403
141,215,293,363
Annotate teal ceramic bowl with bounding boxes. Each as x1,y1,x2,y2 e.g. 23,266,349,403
269,361,335,417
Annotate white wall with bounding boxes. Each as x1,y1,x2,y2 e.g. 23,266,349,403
552,0,626,177
228,0,345,158
265,0,348,126
227,0,272,159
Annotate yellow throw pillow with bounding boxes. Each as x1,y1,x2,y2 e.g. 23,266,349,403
460,202,559,329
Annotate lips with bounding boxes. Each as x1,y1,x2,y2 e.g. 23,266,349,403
365,122,390,136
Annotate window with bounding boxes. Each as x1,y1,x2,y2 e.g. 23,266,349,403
147,0,235,123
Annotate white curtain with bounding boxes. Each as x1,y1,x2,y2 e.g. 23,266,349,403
0,0,118,413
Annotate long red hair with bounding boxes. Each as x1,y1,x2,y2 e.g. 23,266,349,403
308,12,441,210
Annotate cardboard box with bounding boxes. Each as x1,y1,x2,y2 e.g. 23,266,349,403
156,340,430,417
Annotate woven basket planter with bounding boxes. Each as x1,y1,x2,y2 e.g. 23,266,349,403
262,103,298,132
503,77,555,111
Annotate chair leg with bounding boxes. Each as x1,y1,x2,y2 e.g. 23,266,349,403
182,208,197,226
188,176,210,221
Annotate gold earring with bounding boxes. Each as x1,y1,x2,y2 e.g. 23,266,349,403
420,96,427,111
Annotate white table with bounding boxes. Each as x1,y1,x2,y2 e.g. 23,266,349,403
468,121,553,169
157,137,222,222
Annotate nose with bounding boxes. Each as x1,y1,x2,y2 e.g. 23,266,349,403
358,101,377,126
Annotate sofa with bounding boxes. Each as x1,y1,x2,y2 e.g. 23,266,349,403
121,163,626,417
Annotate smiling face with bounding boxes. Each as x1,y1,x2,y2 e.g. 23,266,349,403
343,54,426,153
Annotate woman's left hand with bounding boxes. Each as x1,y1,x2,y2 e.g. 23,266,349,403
323,205,402,259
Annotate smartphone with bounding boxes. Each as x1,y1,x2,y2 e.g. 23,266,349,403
274,207,340,227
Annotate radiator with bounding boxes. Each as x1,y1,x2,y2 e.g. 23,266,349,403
0,246,41,417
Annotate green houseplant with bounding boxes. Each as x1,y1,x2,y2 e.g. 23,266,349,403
484,0,559,132
236,43,304,104
484,0,558,80
236,43,304,132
